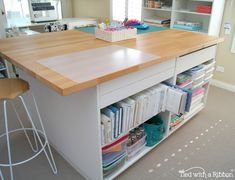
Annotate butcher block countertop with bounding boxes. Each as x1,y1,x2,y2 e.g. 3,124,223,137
0,29,223,96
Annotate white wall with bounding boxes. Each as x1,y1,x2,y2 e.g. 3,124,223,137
213,0,235,87
61,0,73,18
72,0,110,21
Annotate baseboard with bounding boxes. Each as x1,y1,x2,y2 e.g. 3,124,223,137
211,79,235,93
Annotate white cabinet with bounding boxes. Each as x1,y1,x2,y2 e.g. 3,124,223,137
142,0,225,36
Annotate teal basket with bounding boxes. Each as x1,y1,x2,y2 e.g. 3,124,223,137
143,116,165,147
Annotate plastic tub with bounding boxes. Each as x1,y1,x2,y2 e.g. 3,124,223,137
127,135,146,160
103,155,126,177
102,134,128,154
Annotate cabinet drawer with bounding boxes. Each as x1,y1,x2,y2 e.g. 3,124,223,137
99,60,175,109
176,45,216,74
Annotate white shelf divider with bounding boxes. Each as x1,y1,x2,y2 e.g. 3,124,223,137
143,7,172,12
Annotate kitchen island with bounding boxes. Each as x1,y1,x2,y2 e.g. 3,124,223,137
0,29,223,180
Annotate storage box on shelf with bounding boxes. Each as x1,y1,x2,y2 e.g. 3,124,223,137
126,127,147,160
173,59,215,124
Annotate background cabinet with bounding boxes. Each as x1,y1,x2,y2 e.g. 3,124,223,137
142,0,225,36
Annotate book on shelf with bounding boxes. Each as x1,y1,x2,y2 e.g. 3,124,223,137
114,103,123,135
108,106,120,138
123,98,136,130
101,122,105,145
101,114,112,144
102,108,116,141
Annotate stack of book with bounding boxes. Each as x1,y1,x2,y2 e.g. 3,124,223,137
184,65,206,90
176,74,193,90
100,84,166,145
170,114,184,130
190,87,205,110
144,17,171,27
173,20,202,32
203,60,215,83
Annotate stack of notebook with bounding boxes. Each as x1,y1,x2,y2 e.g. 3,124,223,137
170,114,184,130
102,135,128,176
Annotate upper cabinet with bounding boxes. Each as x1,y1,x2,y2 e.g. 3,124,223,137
142,0,225,36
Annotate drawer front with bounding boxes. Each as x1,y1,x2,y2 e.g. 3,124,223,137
99,60,175,109
176,45,216,74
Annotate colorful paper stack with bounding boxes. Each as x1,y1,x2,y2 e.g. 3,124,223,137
184,65,206,90
170,114,183,130
102,135,128,176
176,74,193,90
190,87,205,111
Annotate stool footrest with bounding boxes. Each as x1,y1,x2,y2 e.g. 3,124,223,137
0,128,48,167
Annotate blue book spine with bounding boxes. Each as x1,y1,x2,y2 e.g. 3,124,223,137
108,106,119,139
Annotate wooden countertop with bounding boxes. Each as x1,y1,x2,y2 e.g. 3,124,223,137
0,29,223,96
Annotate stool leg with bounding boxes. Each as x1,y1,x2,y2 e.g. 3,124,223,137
10,102,38,153
18,95,57,174
0,169,4,180
3,101,14,180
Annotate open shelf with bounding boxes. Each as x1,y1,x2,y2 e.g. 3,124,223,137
104,102,204,180
143,7,172,12
190,0,213,2
173,9,211,16
104,134,168,180
169,103,204,136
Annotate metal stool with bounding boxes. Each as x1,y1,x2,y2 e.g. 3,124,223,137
0,78,57,180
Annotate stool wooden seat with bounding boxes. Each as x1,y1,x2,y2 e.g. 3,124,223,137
0,78,29,100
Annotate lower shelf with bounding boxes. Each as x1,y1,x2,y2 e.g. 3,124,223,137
104,103,204,179
104,137,167,180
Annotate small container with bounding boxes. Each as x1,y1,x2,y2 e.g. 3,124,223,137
102,134,128,154
95,28,137,42
103,155,126,176
127,135,146,160
154,1,161,8
148,1,155,8
143,116,165,147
